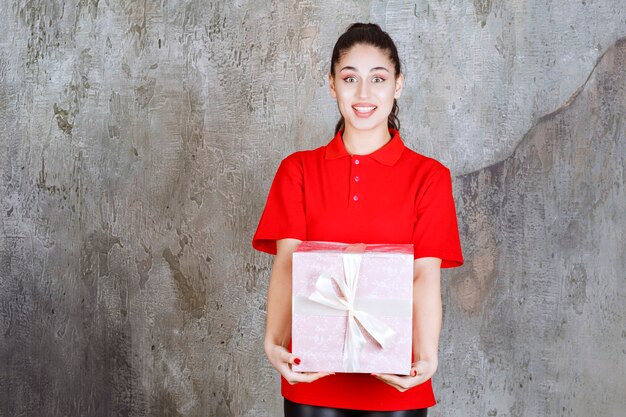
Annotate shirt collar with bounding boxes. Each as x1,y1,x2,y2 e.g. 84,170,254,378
324,128,405,166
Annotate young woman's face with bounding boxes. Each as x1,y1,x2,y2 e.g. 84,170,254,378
329,43,404,135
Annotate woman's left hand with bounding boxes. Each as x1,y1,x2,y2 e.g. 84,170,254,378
371,359,437,392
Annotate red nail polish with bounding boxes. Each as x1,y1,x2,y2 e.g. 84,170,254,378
294,358,301,365
411,370,417,377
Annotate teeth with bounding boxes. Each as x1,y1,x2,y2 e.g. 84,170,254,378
354,106,376,112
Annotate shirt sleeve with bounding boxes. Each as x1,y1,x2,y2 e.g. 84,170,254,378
412,166,464,268
252,155,307,255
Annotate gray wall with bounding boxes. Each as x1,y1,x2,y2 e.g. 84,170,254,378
0,1,625,416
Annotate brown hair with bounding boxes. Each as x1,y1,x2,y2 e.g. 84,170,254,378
330,23,402,134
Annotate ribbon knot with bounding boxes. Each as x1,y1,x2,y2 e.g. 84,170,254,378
307,249,397,372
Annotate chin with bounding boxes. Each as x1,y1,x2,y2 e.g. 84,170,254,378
346,118,388,133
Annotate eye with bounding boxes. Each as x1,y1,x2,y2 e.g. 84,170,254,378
372,76,386,83
343,76,358,83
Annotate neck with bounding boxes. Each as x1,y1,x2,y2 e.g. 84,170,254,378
342,125,392,156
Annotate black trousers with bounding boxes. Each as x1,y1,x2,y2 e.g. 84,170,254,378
284,398,428,417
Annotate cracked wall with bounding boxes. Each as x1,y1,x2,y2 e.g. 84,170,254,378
0,1,624,416
444,39,626,417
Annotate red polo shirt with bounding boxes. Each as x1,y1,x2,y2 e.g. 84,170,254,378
252,129,464,411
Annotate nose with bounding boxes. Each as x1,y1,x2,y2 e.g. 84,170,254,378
357,80,369,99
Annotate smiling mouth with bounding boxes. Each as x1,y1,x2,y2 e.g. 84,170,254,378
352,105,377,114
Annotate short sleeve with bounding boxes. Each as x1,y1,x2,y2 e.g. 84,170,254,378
412,166,464,268
252,155,307,255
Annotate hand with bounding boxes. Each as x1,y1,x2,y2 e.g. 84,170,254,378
371,359,437,392
264,343,333,385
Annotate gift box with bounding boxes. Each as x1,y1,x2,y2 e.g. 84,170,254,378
291,241,413,374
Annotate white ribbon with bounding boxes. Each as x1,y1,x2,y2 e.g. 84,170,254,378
307,250,397,372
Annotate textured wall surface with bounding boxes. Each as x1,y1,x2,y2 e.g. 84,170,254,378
444,38,626,417
0,1,625,416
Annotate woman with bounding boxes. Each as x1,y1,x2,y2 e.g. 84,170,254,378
252,23,464,416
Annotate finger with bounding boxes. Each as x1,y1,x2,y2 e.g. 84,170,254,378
286,371,333,385
375,373,405,386
409,373,430,387
289,355,302,366
300,372,334,382
373,373,408,390
413,361,427,376
372,374,405,391
278,349,301,366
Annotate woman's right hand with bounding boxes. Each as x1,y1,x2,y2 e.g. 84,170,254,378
264,239,332,385
265,342,333,385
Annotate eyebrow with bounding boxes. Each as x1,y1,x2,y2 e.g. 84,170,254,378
339,66,390,73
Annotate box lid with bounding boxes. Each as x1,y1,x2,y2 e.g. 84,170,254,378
294,240,413,254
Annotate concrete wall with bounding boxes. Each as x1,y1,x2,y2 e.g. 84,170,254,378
0,1,624,416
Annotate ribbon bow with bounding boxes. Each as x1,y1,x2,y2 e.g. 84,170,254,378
308,249,396,372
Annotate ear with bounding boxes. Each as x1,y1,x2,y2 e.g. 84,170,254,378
394,73,404,99
329,73,337,99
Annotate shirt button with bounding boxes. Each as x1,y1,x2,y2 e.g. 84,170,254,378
354,159,360,165
354,176,360,182
353,195,359,201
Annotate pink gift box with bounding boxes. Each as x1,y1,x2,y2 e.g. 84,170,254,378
291,241,413,375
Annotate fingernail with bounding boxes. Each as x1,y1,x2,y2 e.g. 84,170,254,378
294,358,301,365
411,370,417,377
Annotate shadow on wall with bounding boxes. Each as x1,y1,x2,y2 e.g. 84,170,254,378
442,38,626,416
